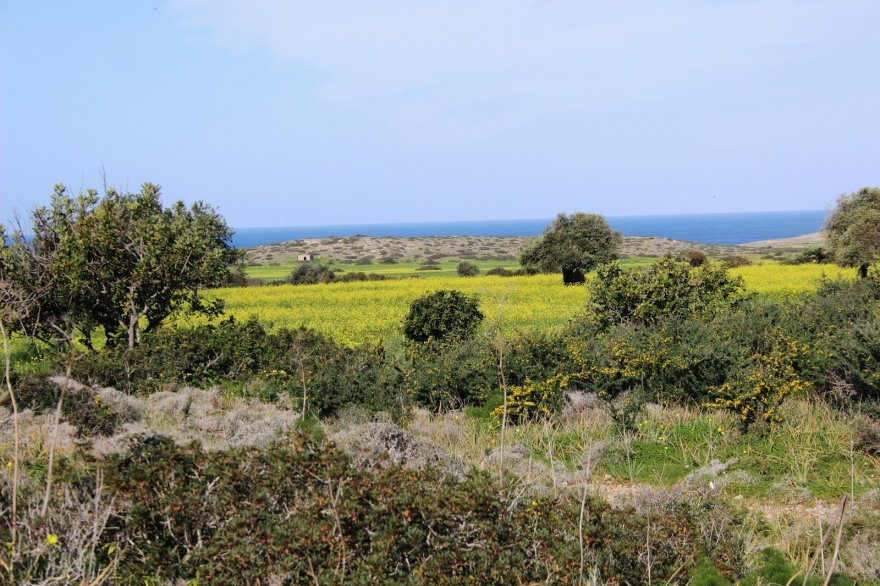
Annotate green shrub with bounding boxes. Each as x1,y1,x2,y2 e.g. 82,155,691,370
681,249,708,266
568,314,746,408
403,290,484,344
503,331,572,387
585,258,751,330
73,317,271,393
334,271,388,282
788,246,832,264
493,373,569,422
707,329,813,430
485,266,513,276
778,279,880,401
71,318,407,418
289,261,335,284
405,338,496,410
101,434,740,584
266,328,407,418
456,261,480,277
721,255,752,268
689,558,733,585
9,374,126,436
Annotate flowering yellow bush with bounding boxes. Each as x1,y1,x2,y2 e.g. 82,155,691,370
706,331,812,429
492,373,570,422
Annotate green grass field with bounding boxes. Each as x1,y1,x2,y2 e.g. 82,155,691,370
208,261,857,346
244,256,663,281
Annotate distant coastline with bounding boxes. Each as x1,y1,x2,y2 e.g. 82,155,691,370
245,232,823,266
232,210,828,249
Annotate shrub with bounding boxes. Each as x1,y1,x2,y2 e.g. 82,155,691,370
71,318,407,418
405,338,496,410
100,434,739,584
742,548,854,585
334,271,388,283
503,331,572,387
289,262,335,284
568,314,745,408
485,266,513,277
9,374,128,436
779,278,880,401
415,264,442,271
585,258,751,330
493,373,569,423
789,246,832,264
681,250,708,266
456,261,480,277
706,329,812,430
721,255,752,268
402,290,484,344
267,328,406,418
72,317,272,393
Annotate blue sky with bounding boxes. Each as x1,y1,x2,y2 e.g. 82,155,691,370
1,1,878,228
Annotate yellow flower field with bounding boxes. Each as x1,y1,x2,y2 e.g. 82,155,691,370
206,262,856,346
209,274,584,346
729,262,853,298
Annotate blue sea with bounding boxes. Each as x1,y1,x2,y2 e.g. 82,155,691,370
232,210,828,249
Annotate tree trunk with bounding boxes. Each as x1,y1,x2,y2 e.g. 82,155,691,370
128,312,137,350
858,262,869,279
562,267,586,285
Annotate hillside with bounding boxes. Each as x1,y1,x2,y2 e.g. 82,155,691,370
245,234,763,264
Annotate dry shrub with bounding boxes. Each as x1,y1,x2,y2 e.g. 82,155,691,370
0,470,116,585
840,490,880,582
92,386,299,454
331,422,466,479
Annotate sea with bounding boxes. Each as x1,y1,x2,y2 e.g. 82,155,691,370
232,210,829,249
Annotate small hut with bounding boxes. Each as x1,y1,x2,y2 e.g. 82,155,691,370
297,254,312,262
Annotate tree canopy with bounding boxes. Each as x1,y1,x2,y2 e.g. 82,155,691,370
825,187,880,278
0,184,243,349
520,212,622,284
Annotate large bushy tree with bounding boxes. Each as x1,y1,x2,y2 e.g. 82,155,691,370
1,184,242,348
825,187,880,278
520,212,622,284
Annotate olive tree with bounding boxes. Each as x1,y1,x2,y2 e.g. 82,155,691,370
1,183,243,349
825,187,880,278
520,212,622,284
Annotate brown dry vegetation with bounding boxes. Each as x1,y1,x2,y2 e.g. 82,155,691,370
245,234,762,264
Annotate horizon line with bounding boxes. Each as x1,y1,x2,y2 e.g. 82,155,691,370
233,208,828,231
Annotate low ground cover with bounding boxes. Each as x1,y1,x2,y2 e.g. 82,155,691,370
3,256,875,583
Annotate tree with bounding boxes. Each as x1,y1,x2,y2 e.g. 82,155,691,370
1,184,243,349
402,290,484,344
825,187,880,278
520,213,622,284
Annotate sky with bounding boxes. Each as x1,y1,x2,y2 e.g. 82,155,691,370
1,1,878,229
